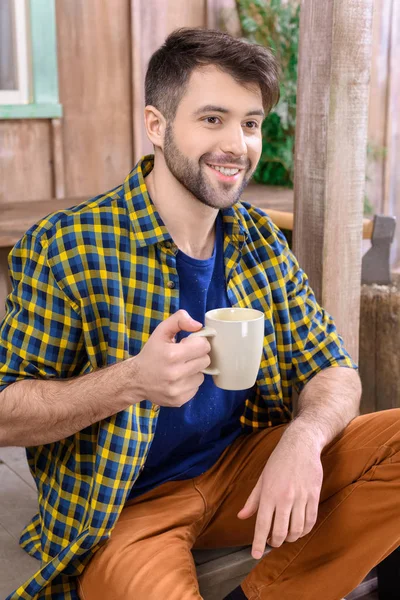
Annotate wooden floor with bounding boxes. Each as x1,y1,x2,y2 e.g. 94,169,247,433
0,446,379,599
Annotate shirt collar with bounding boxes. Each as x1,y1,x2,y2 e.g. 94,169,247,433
123,154,249,249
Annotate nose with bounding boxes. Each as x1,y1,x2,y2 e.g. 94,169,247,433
220,124,247,158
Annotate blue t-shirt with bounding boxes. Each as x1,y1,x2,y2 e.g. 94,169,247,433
129,213,253,499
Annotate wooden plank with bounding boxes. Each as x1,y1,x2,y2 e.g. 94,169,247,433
346,569,378,599
375,275,400,411
0,184,375,250
359,275,400,414
0,119,53,322
195,544,376,600
0,120,52,205
0,248,11,321
293,0,374,361
366,0,392,216
131,0,207,161
359,285,378,415
56,0,133,198
51,118,66,199
193,546,249,566
0,184,292,249
197,546,270,599
384,1,400,270
0,196,88,248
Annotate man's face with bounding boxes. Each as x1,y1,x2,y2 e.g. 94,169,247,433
161,65,264,210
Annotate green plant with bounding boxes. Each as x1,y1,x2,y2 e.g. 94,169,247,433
236,0,300,187
236,0,383,220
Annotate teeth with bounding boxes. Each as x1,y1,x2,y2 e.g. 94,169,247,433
209,165,240,176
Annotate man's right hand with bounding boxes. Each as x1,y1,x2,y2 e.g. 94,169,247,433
133,310,211,408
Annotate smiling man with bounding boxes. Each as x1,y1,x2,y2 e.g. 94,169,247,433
1,27,400,600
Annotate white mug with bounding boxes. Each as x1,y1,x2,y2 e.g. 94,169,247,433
189,307,265,391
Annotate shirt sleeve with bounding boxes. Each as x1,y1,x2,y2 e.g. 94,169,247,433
281,232,358,394
0,232,86,393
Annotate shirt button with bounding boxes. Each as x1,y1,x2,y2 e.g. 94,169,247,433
164,241,172,249
167,281,175,289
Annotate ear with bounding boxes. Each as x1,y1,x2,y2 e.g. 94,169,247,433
144,105,167,150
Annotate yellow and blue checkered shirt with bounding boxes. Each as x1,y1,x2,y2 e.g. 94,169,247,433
0,155,356,599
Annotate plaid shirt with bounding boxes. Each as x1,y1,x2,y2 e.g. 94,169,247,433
0,155,356,599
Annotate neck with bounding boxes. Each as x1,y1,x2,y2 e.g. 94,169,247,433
144,156,218,260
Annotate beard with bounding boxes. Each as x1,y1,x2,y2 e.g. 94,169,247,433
163,123,254,210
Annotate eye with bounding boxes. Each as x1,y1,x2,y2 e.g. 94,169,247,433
203,116,221,125
244,121,259,129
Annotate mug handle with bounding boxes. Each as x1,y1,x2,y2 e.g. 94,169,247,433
187,326,220,376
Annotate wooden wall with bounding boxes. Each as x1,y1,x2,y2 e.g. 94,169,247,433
0,0,208,315
366,0,400,270
0,0,399,309
132,0,208,160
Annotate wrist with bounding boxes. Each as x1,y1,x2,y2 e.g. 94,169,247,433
123,354,147,406
282,418,326,455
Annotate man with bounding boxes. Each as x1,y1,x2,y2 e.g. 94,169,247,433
0,27,399,600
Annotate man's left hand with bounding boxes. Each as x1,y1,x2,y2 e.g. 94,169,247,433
237,429,324,559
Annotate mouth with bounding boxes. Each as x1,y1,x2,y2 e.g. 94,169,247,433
206,163,244,183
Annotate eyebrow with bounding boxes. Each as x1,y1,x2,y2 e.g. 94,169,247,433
193,105,265,119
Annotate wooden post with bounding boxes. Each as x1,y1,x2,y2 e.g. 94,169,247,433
50,119,65,199
359,275,400,414
293,0,374,360
385,0,400,271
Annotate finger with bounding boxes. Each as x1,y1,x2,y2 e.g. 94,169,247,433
179,336,212,362
157,310,202,342
182,373,205,393
303,500,319,536
181,355,211,378
252,503,275,559
285,499,306,543
268,506,291,548
237,477,262,520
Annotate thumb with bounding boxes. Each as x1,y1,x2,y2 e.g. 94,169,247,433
237,478,262,520
157,310,202,342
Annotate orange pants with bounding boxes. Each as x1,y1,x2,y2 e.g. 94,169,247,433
78,409,400,599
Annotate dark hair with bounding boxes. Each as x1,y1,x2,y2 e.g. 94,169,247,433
145,27,280,121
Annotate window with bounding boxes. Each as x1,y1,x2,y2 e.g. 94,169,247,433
0,0,62,119
0,0,30,105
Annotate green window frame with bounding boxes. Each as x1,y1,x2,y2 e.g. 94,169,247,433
0,0,62,119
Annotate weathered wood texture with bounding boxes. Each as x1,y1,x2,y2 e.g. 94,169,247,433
0,119,54,312
50,118,66,198
0,187,376,251
0,120,53,205
386,1,400,270
196,546,270,599
206,0,241,35
366,0,391,216
293,0,374,361
0,248,11,309
0,0,136,314
359,274,400,414
55,0,133,198
367,0,400,271
131,0,207,161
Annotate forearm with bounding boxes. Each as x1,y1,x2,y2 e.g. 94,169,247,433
0,357,143,447
282,366,362,453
